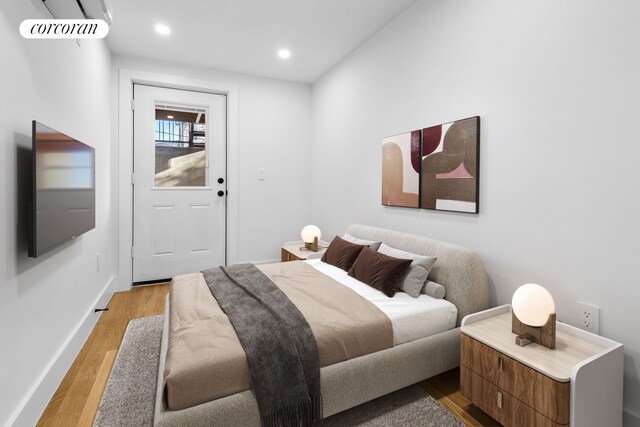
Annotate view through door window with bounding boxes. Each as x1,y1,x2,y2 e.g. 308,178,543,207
154,106,207,187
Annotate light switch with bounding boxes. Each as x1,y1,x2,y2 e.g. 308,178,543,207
257,168,265,180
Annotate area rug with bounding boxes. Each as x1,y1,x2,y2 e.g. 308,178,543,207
94,315,464,427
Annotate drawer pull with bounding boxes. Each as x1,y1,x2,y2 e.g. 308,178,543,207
497,391,503,409
498,356,504,372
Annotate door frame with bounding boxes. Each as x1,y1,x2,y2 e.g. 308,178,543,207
117,68,239,291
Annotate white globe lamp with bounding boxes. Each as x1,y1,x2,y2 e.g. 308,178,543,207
511,284,556,349
301,225,321,252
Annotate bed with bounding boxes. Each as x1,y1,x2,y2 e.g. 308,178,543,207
153,224,489,426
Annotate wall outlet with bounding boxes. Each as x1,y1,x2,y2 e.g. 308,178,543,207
257,168,265,180
577,302,599,335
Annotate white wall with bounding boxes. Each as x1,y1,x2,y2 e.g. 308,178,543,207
113,55,313,278
311,0,640,424
0,1,116,426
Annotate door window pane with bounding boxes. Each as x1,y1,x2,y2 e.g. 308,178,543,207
154,106,207,187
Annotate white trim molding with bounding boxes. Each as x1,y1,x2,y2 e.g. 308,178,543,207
117,69,239,290
8,276,117,427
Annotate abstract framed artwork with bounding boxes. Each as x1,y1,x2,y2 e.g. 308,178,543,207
382,116,480,213
382,130,421,208
421,116,479,213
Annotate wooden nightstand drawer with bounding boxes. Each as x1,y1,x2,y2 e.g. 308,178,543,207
281,243,326,262
461,366,566,427
461,334,570,424
281,248,302,262
461,365,512,425
461,306,623,427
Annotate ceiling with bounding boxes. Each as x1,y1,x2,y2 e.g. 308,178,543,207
106,0,419,83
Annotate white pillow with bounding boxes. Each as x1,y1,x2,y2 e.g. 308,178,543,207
376,243,437,298
422,280,446,299
341,233,382,252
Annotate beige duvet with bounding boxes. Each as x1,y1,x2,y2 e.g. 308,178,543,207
164,261,393,411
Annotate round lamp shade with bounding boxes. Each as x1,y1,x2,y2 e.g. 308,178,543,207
301,225,321,243
512,283,555,327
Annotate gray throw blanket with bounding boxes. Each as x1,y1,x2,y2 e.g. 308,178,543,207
202,264,322,427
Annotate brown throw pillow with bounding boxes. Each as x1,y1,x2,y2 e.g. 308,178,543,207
348,246,413,298
321,236,366,271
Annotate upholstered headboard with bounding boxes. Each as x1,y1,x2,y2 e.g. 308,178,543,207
346,224,489,326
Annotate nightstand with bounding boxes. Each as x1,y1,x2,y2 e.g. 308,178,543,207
280,242,327,262
460,305,623,427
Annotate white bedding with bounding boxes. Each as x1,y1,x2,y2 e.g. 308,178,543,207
305,259,458,345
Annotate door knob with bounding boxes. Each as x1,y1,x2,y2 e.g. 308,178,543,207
217,190,224,197
218,177,224,184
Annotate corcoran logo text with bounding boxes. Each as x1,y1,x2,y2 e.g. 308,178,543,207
20,19,109,39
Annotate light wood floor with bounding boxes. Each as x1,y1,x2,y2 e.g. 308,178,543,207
37,284,170,427
37,283,498,427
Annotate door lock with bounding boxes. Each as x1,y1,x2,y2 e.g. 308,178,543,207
218,177,224,184
217,190,225,197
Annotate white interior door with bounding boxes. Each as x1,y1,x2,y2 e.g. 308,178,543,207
132,84,226,283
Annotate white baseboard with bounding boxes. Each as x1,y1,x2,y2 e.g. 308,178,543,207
7,276,118,427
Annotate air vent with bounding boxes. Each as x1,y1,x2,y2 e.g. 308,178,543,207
42,0,112,24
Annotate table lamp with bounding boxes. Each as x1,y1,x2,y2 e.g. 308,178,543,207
301,225,321,252
511,283,556,349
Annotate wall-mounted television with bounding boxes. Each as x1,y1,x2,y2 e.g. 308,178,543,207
29,121,95,258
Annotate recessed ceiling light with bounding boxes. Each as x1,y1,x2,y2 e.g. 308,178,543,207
278,49,291,59
167,115,174,119
155,24,171,35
